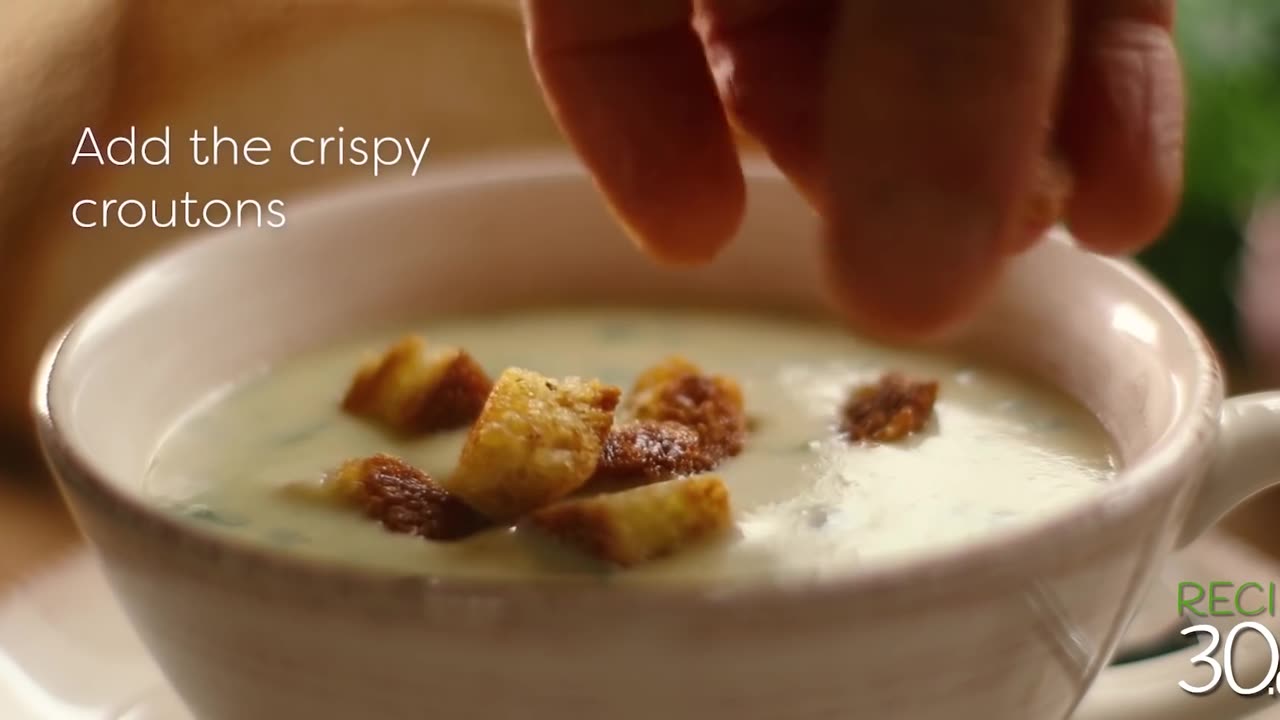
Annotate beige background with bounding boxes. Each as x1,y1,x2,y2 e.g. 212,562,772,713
0,0,546,444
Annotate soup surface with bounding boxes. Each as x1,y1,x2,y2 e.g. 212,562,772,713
146,306,1117,584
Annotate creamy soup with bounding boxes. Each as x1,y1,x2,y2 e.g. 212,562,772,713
146,306,1117,584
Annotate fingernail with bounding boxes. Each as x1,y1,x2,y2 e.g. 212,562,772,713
824,186,1007,340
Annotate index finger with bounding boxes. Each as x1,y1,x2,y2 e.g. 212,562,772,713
523,1,745,264
822,0,1070,337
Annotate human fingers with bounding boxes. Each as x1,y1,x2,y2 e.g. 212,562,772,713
694,0,834,210
524,0,744,264
1057,0,1183,254
822,0,1071,337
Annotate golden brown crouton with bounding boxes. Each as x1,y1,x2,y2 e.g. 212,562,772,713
341,335,492,434
840,373,938,443
319,454,489,540
594,420,716,482
629,356,702,398
447,368,622,522
529,475,732,567
628,356,747,462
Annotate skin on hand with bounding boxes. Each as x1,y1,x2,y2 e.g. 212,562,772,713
523,0,1184,339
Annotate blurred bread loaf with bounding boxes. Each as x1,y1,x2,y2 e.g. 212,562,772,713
0,0,564,448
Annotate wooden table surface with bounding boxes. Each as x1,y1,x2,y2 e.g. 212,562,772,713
0,460,81,590
0,436,79,587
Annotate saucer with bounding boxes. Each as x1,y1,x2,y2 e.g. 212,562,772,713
0,551,190,720
2,533,1277,720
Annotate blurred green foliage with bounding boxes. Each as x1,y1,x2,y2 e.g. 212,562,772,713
1139,0,1280,359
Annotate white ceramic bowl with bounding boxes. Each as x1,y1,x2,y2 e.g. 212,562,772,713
33,155,1280,719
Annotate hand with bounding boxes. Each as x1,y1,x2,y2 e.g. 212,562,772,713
523,0,1184,337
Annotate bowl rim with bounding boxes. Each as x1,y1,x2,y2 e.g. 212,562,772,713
31,153,1224,609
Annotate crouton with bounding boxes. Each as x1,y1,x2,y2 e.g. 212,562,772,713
447,368,621,522
840,373,938,443
628,356,747,462
529,475,732,567
594,420,716,482
317,454,489,540
629,356,703,398
341,335,492,434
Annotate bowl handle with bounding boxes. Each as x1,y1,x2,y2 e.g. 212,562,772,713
1075,391,1280,720
1177,391,1280,549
